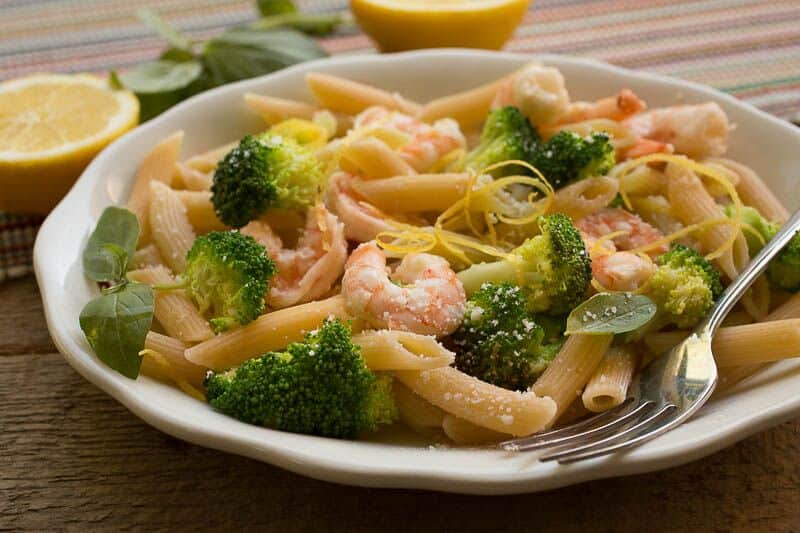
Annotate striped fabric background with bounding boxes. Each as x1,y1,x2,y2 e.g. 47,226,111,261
1,0,799,281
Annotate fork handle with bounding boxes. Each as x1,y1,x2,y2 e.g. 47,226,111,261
704,208,800,333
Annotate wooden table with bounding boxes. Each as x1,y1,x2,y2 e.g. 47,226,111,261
2,276,799,530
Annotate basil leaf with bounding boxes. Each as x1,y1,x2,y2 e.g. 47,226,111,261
160,47,197,63
83,207,140,282
565,293,657,335
79,282,154,379
137,9,194,54
202,28,326,87
250,12,343,36
114,60,205,120
257,0,297,16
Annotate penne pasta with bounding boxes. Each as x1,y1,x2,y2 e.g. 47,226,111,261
665,162,749,282
547,175,619,221
149,181,196,273
705,157,789,223
130,243,164,270
352,330,454,371
582,345,639,413
351,173,469,213
712,319,800,367
244,92,319,124
418,74,513,129
128,266,214,344
340,138,417,179
184,141,237,172
176,190,228,234
127,131,183,244
394,366,557,436
619,165,667,198
140,331,208,388
533,334,614,421
185,295,355,370
441,414,507,445
306,72,422,116
392,381,445,437
645,319,800,367
766,292,800,321
176,162,212,191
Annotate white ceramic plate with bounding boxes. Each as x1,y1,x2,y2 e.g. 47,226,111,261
35,50,800,495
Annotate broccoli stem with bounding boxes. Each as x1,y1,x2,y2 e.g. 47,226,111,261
457,260,520,295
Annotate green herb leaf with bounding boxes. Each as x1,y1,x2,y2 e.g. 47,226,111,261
160,47,197,63
79,282,154,379
250,12,343,35
565,293,657,335
137,9,194,54
257,0,297,16
201,27,326,87
83,207,140,282
114,60,205,120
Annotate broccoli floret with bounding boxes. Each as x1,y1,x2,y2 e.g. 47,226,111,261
457,213,592,315
205,318,398,438
461,106,540,176
452,283,560,391
184,231,275,332
724,205,800,292
647,244,723,329
211,133,323,228
530,131,615,189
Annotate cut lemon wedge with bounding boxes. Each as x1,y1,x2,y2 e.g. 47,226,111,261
350,0,531,52
0,74,139,214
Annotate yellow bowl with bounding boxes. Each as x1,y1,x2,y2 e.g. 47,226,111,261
350,0,532,52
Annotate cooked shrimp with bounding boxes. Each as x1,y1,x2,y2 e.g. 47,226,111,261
623,102,730,159
342,242,466,336
353,106,466,172
555,89,646,125
577,207,668,257
326,171,396,242
492,63,571,126
242,204,347,309
593,251,656,292
618,137,674,160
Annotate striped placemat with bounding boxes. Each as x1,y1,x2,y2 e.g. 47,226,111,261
2,0,799,282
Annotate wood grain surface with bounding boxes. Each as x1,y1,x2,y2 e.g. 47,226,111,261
2,276,799,531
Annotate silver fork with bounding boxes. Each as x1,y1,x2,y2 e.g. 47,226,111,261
501,208,800,464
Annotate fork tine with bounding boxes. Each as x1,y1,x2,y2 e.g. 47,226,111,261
540,404,677,462
499,398,635,450
503,399,654,452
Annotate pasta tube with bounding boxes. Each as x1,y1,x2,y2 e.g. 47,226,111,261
644,319,800,367
352,330,454,370
176,162,212,191
130,244,164,270
441,414,507,445
705,157,789,223
394,366,556,436
392,381,445,437
306,72,421,116
176,190,228,234
418,74,513,129
185,295,355,370
351,173,470,213
127,131,183,244
340,138,417,179
140,332,207,388
128,266,214,343
533,333,614,420
244,92,319,124
184,141,237,172
582,345,639,413
149,181,196,273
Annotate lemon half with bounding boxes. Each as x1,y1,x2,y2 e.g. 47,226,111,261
351,0,531,52
0,74,139,214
